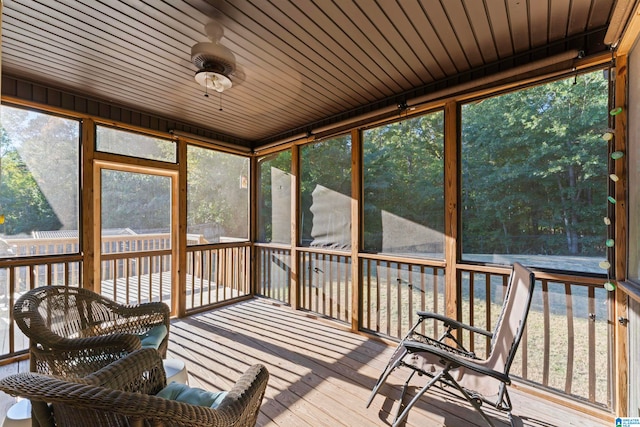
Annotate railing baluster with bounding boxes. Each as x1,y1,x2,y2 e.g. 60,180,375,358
485,272,491,355
397,263,402,337
376,260,381,332
542,279,550,386
408,265,413,335
366,259,371,330
588,285,596,402
565,283,574,394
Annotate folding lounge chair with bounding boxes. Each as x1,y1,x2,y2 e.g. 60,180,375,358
366,262,535,427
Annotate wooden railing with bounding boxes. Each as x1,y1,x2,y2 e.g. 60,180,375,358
1,237,614,409
185,243,251,312
360,255,446,338
100,250,172,306
298,248,352,323
457,266,611,408
256,247,613,409
255,244,291,304
0,254,83,357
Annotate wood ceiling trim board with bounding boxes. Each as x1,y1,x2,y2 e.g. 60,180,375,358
376,0,439,85
223,0,374,108
69,0,190,56
120,0,210,42
169,2,328,112
0,20,196,101
396,4,455,77
359,0,429,88
588,0,616,28
197,31,333,118
567,0,592,34
1,41,302,140
390,2,445,84
439,0,485,68
218,2,362,110
3,4,192,80
254,0,389,100
283,0,401,99
0,53,232,131
2,76,248,146
307,0,407,93
338,0,421,84
528,0,550,48
507,0,531,53
548,0,572,40
417,0,472,73
6,5,327,128
485,0,515,58
462,0,499,63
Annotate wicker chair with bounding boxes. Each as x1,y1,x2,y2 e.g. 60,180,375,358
13,285,171,377
0,348,270,427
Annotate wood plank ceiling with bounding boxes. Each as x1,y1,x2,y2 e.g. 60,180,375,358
0,0,618,148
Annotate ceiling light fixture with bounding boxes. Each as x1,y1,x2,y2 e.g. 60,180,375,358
191,21,236,95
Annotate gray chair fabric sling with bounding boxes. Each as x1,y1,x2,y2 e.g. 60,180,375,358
367,262,535,427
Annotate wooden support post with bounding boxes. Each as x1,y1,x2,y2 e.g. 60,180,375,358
290,144,300,310
81,118,99,292
614,54,629,417
176,138,188,317
443,101,460,324
350,129,362,333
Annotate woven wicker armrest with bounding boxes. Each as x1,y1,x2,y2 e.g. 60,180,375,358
37,332,142,352
403,341,511,384
31,334,143,377
416,311,493,338
84,348,166,394
106,300,170,330
0,360,269,427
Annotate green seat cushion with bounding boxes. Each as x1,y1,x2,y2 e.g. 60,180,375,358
138,324,168,349
156,382,227,409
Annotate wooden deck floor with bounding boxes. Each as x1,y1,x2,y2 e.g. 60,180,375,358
1,298,612,426
167,299,611,427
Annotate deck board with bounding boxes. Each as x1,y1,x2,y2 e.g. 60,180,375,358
168,299,611,427
0,298,612,426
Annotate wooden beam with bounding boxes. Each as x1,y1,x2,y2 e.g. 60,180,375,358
443,101,460,323
250,155,258,296
176,138,187,317
350,128,362,333
614,53,629,417
616,1,640,55
290,144,300,310
81,119,99,292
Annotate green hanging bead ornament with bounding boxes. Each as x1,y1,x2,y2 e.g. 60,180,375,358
604,281,616,291
611,151,624,159
606,239,615,247
610,107,623,116
608,196,616,204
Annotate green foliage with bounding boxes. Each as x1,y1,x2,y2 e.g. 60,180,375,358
363,112,445,252
187,147,249,241
300,136,352,245
0,108,79,236
461,71,608,256
257,150,291,242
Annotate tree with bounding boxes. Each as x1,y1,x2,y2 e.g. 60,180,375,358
461,71,608,256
